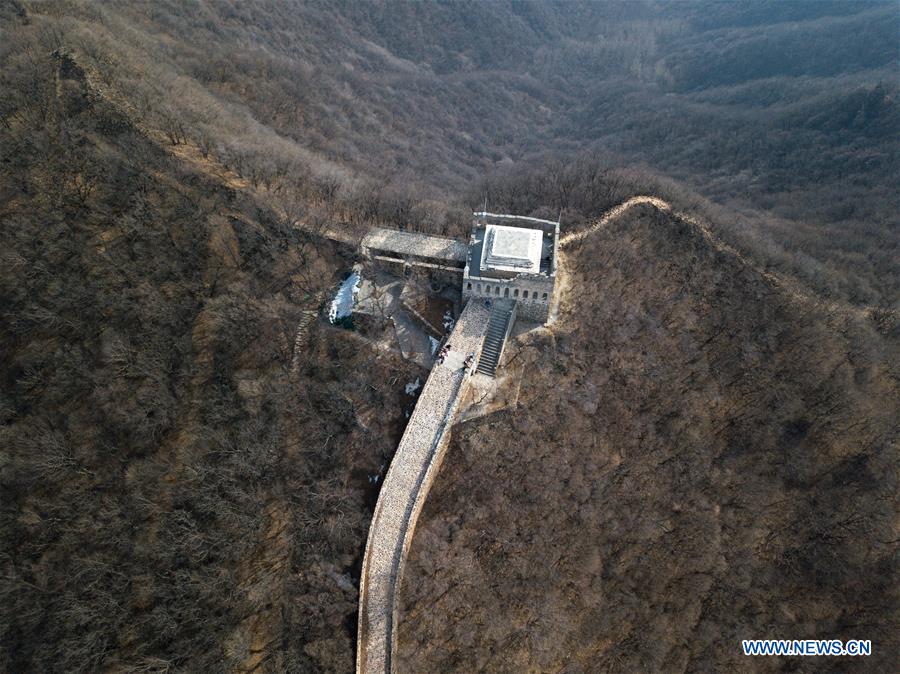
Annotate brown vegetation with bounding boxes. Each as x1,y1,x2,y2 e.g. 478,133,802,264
1,0,897,671
398,205,898,672
0,26,421,671
8,0,896,304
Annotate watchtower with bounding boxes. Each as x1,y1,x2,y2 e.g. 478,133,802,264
462,212,559,323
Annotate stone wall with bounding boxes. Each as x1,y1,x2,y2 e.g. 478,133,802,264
356,299,491,674
462,274,552,323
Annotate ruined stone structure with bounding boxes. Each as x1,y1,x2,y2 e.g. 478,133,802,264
462,212,559,323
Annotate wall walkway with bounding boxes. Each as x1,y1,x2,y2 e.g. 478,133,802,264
356,298,491,673
558,195,887,321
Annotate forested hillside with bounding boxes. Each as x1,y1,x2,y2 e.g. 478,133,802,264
399,202,898,672
6,0,896,303
1,1,897,671
1,11,417,671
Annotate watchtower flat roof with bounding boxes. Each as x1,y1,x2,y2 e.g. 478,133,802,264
481,224,542,274
362,227,468,262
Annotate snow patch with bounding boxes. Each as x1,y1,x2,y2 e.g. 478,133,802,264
329,272,360,323
442,310,455,332
405,378,421,395
429,336,441,355
368,463,385,485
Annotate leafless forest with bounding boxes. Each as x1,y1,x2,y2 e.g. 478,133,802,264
1,1,897,672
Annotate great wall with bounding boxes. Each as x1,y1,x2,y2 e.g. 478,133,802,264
355,299,491,674
351,210,561,674
348,196,893,673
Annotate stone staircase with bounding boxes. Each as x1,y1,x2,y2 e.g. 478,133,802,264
289,310,318,376
290,292,325,378
476,300,516,377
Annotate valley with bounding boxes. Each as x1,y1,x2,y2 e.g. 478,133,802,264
1,1,897,672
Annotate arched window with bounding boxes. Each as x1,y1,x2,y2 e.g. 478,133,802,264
467,282,472,290
495,286,500,295
542,292,548,300
485,284,491,294
476,283,481,293
513,289,519,298
504,287,510,298
523,290,529,299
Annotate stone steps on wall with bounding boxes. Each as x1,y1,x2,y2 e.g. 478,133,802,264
476,300,516,377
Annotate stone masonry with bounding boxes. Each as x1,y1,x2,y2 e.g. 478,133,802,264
356,299,492,674
362,228,468,265
462,212,559,323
